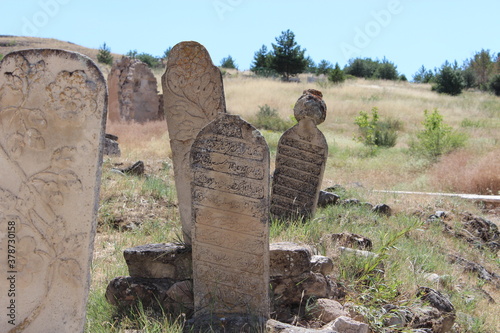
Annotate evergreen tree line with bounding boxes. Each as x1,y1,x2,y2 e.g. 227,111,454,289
97,30,500,96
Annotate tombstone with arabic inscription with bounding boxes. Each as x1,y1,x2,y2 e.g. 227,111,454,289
270,89,328,221
0,49,106,333
190,113,270,330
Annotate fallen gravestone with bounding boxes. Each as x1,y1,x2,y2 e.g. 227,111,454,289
0,49,106,332
162,41,226,245
271,89,328,220
190,113,270,331
107,57,161,122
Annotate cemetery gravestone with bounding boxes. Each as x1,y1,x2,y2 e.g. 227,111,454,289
270,89,328,220
0,49,107,333
191,113,270,329
162,41,226,245
107,57,161,122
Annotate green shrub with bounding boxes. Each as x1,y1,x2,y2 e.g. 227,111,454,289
0,54,3,62
253,104,294,132
410,108,467,159
432,62,465,95
97,42,113,65
328,63,345,84
354,107,398,148
489,74,500,96
220,55,237,69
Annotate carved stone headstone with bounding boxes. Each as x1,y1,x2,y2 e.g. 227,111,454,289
162,41,226,245
107,57,160,122
271,89,328,220
0,49,107,333
191,113,269,329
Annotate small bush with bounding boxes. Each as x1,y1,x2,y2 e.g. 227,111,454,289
354,107,398,148
0,54,3,61
489,74,500,96
220,55,237,69
432,62,465,96
409,109,467,160
253,104,294,132
97,42,113,65
328,63,345,84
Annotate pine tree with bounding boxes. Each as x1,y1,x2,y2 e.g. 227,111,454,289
270,29,306,80
97,42,113,65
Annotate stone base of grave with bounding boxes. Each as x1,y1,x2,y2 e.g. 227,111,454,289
105,242,339,324
185,313,267,333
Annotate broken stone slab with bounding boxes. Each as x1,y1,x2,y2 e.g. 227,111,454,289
107,57,160,122
0,49,107,333
270,242,312,278
119,160,145,176
448,254,500,286
123,243,192,280
416,287,455,333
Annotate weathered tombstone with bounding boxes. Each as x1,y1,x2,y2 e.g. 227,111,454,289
190,113,270,330
270,89,328,220
107,56,160,122
162,41,226,245
0,49,107,333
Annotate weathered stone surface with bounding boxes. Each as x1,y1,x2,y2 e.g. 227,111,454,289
191,113,269,326
124,243,192,280
0,49,106,333
323,232,373,251
415,287,455,333
270,242,312,278
162,41,226,245
104,134,120,156
271,89,328,220
317,190,340,208
311,255,334,275
327,316,369,333
309,299,348,324
119,160,145,176
266,319,338,333
107,57,160,122
448,254,500,286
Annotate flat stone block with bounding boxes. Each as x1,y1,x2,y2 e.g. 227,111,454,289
270,242,312,278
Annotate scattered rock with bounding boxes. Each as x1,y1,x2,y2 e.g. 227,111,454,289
372,203,392,216
416,287,455,332
317,191,340,208
323,232,373,251
448,254,500,287
120,160,145,176
327,316,369,333
311,255,334,276
461,212,499,245
309,299,348,323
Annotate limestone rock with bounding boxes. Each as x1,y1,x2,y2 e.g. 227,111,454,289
416,287,455,332
327,316,369,333
120,160,145,176
317,190,340,208
311,255,334,275
266,319,338,333
309,299,348,323
123,243,192,280
107,57,160,122
270,242,312,278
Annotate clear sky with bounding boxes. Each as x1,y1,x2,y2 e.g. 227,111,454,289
1,0,499,78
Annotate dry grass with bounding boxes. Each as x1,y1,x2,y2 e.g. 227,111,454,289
430,149,500,195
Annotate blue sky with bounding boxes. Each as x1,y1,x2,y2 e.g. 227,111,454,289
2,0,499,78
